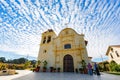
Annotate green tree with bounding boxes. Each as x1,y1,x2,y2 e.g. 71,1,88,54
12,58,28,64
109,60,117,72
37,60,41,66
42,60,48,72
0,57,6,63
81,60,86,69
18,58,28,64
30,60,36,65
43,60,47,68
24,61,31,69
6,59,13,63
114,64,120,72
12,59,19,64
99,61,110,71
30,60,36,68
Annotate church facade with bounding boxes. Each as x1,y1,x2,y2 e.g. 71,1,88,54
37,28,89,72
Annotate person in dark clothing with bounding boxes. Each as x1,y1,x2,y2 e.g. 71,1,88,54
94,63,100,76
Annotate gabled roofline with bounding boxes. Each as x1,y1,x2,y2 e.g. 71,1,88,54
109,45,120,47
106,46,111,55
106,45,120,55
58,27,84,37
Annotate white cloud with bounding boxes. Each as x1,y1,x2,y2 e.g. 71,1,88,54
0,0,120,61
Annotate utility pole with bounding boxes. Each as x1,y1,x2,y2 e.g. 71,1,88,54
100,54,105,71
100,54,104,62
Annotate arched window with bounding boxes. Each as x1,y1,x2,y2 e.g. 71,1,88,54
43,37,46,44
111,48,113,52
64,44,71,49
110,53,113,59
47,36,51,43
115,51,119,57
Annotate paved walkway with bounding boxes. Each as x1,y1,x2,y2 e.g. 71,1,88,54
0,70,32,80
12,72,120,80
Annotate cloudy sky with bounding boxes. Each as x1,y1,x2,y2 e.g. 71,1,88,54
0,0,120,62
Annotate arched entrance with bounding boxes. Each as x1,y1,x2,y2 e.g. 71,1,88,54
63,54,74,72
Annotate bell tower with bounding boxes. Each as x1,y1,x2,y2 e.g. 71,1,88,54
37,29,57,67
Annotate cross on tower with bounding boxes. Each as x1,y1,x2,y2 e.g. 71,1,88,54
65,23,69,28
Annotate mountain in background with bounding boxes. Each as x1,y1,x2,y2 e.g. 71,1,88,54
0,50,36,60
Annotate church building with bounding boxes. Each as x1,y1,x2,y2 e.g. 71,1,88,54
37,28,89,72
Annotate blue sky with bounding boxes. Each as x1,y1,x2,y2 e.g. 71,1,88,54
0,0,120,62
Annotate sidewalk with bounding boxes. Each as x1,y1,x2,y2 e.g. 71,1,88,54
1,71,120,80
0,70,32,80
13,72,120,80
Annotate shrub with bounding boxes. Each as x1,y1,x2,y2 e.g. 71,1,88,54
114,65,120,72
109,60,120,72
0,63,7,70
15,64,25,70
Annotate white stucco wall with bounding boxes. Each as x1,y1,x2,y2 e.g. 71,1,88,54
38,28,89,72
107,46,120,64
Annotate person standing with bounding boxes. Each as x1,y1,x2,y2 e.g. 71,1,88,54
94,63,100,75
87,63,93,75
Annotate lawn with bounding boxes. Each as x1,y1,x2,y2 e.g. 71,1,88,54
108,72,120,75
